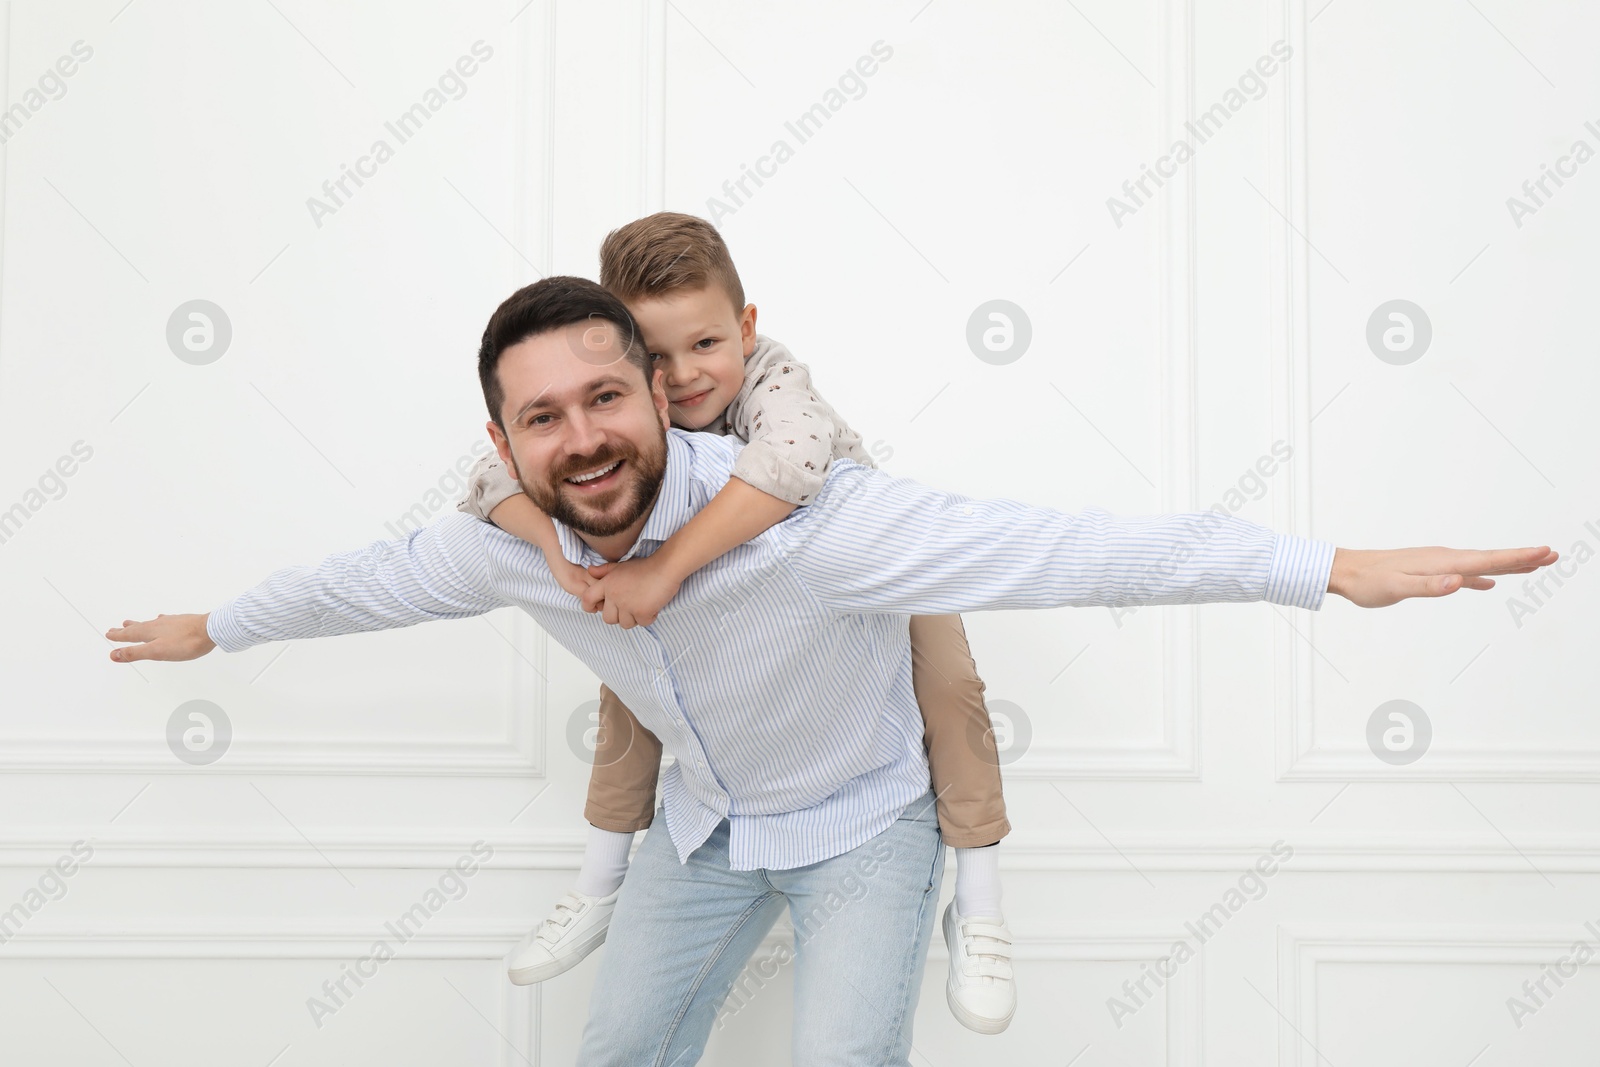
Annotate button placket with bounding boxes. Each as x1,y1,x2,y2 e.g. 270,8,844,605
636,621,719,791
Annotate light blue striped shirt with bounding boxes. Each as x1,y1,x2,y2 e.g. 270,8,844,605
207,428,1336,870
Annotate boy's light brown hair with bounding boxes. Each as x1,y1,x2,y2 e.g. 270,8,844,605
598,212,746,316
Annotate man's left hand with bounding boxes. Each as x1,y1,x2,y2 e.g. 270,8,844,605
1329,544,1558,608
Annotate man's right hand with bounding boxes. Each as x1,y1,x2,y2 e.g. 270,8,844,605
105,614,216,662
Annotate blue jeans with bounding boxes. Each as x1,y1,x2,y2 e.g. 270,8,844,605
576,790,946,1066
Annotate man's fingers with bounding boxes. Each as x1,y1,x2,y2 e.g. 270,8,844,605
1417,573,1495,598
1336,545,1556,607
1378,572,1460,605
1483,562,1544,577
1433,546,1554,577
1481,546,1556,574
106,619,151,641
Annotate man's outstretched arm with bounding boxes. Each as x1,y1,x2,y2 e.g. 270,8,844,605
106,511,512,663
774,462,1556,616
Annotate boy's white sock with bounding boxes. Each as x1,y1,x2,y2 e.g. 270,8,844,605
952,844,1004,920
573,825,635,898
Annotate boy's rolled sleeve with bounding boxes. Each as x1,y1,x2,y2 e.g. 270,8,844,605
730,439,827,506
457,451,524,523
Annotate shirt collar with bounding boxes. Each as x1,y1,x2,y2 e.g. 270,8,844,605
552,429,694,567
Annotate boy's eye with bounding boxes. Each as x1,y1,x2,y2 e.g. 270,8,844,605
694,338,715,350
647,352,663,362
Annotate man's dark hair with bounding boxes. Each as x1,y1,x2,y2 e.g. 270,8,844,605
477,275,654,431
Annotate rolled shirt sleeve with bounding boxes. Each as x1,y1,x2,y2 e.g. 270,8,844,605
206,511,512,652
456,451,525,523
773,460,1337,617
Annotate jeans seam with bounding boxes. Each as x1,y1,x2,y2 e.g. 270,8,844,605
878,808,943,1064
652,889,779,1067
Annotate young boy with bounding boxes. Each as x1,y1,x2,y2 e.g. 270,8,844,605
457,212,1016,1033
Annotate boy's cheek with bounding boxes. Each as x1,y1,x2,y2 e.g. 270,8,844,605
717,357,748,394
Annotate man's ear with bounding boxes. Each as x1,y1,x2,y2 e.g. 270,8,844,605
651,367,671,431
739,303,758,357
486,419,518,479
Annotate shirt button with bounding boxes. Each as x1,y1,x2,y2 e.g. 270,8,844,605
963,506,974,516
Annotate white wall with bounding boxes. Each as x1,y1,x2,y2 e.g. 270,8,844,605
2,0,1595,1063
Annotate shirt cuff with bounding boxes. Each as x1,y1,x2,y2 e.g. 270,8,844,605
205,601,255,653
458,455,522,521
1264,533,1337,610
731,440,827,507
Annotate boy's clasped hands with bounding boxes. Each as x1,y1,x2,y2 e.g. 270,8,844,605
551,553,682,630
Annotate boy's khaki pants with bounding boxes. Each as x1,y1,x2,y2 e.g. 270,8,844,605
583,612,1010,848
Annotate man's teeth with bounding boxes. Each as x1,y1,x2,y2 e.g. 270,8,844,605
567,460,620,484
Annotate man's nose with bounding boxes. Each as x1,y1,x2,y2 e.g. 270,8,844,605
563,409,606,456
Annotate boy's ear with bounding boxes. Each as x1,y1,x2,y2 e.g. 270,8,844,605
739,303,758,356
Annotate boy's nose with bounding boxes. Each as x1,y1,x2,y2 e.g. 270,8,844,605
660,357,692,386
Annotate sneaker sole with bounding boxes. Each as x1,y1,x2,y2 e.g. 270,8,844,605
945,982,1015,1035
508,922,610,986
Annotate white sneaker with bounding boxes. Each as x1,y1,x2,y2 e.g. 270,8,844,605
508,888,618,985
942,901,1016,1034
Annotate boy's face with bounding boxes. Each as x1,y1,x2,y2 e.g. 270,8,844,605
625,284,757,430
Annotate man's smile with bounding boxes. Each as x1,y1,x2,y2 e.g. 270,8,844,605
564,458,625,491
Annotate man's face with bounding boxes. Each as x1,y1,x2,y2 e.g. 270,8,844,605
487,322,671,540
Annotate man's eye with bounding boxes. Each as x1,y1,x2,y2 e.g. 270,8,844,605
596,391,620,403
528,414,551,427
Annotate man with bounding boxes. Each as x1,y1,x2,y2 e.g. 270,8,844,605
106,276,1556,1065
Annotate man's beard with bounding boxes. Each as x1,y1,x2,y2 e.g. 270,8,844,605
518,432,667,538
